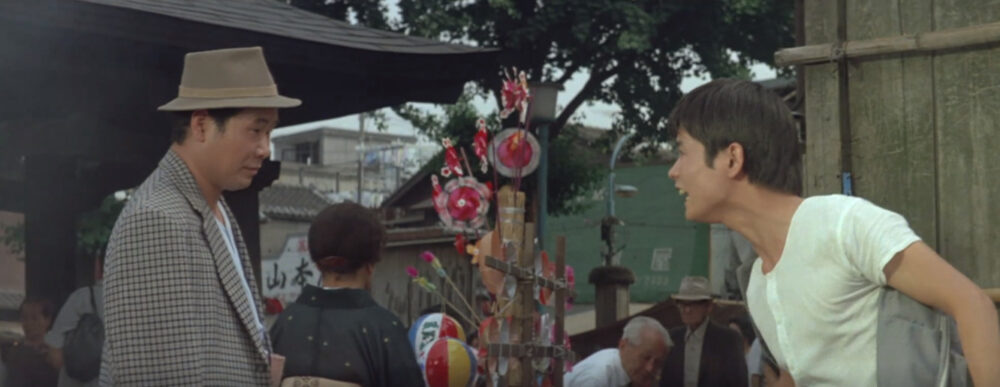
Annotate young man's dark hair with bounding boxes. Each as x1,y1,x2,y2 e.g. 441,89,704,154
169,108,243,144
308,202,386,274
667,78,802,195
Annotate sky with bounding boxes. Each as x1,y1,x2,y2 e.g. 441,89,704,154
273,64,778,142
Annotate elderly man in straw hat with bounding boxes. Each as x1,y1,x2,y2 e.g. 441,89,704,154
101,47,300,386
659,276,746,387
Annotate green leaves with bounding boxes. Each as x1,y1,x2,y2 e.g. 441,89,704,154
283,0,793,216
1,221,24,256
0,193,125,260
76,194,126,258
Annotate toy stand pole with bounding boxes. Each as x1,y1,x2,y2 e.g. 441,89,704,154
485,186,572,387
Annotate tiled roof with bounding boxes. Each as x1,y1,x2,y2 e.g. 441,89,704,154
78,0,492,55
259,184,332,222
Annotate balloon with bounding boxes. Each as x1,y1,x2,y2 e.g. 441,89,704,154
422,338,478,387
409,313,466,362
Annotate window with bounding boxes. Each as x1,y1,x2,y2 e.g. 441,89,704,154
291,141,320,164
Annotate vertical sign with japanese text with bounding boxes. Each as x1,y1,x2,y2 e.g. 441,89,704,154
263,235,318,306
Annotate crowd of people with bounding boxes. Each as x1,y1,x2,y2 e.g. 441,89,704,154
1,255,104,387
3,44,999,387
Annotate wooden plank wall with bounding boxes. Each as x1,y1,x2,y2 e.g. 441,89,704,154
803,0,1000,287
372,241,480,328
802,0,842,196
932,1,1000,286
847,0,938,244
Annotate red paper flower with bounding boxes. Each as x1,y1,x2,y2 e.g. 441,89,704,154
454,234,467,255
447,186,482,221
406,266,420,278
500,68,531,123
441,138,464,177
264,297,284,315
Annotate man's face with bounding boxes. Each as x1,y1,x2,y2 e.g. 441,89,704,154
618,327,669,387
677,299,713,329
202,108,277,192
668,129,733,223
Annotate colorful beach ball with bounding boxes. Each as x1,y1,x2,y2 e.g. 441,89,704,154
409,313,466,361
421,338,478,387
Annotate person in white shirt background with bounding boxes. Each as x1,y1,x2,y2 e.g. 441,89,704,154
45,254,104,387
665,78,1000,386
564,316,672,387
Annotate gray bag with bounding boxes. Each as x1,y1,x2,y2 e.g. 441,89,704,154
63,286,104,382
877,288,969,387
735,259,970,386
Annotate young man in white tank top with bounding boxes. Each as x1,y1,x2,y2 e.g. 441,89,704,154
664,79,1000,386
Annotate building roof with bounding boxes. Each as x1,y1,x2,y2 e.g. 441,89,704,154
259,184,332,222
79,0,489,55
272,126,418,146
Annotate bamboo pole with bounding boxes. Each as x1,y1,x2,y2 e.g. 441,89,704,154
775,20,1000,66
552,236,567,387
517,223,535,387
497,186,526,386
982,288,1000,303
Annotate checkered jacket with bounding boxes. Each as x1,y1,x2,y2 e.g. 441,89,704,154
100,150,270,386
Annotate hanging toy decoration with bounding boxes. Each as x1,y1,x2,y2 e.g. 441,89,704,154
407,267,438,293
441,138,464,178
473,230,505,295
431,175,444,214
488,128,541,177
474,118,490,174
454,234,468,255
433,177,491,231
500,68,531,124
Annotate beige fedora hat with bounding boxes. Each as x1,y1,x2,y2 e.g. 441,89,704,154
670,276,714,301
158,46,301,111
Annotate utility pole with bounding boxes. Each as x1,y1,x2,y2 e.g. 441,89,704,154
357,112,365,204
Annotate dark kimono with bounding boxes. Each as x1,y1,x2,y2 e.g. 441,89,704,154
270,285,424,387
2,341,58,387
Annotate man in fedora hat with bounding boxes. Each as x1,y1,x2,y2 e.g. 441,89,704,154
660,276,746,387
101,47,300,386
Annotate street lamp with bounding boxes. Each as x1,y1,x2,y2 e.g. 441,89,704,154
591,132,638,328
530,82,561,249
602,132,636,266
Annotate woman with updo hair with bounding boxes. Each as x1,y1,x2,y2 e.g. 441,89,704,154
270,202,423,387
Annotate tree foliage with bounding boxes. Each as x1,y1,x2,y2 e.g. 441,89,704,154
1,194,125,259
286,0,390,29
394,0,794,147
76,194,127,258
284,0,794,214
